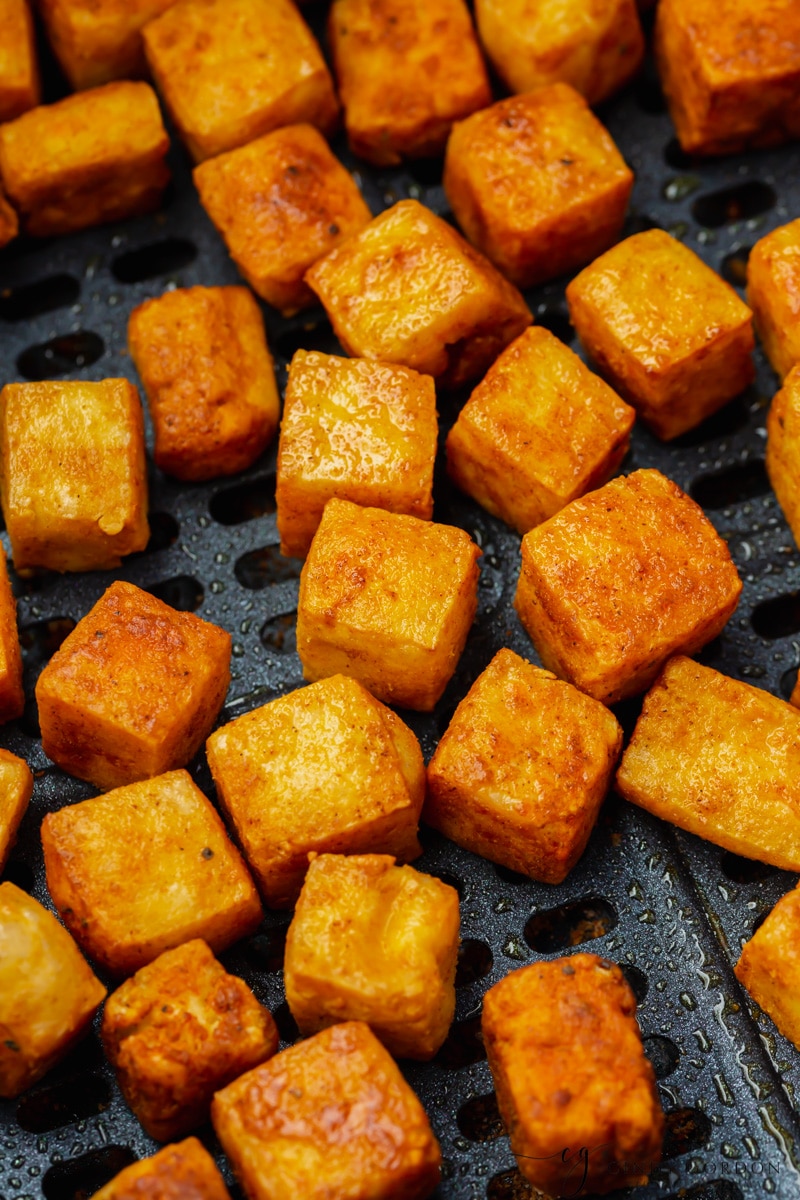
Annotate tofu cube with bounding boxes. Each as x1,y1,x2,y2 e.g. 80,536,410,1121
277,351,437,557
206,674,425,908
0,882,106,1098
41,770,262,977
514,469,742,704
102,939,279,1141
129,286,280,482
212,1021,442,1200
735,884,800,1050
767,366,800,548
297,498,481,710
474,0,644,105
93,1138,232,1200
482,954,663,1196
0,186,18,249
143,0,339,164
0,544,23,723
617,656,800,870
426,649,622,883
38,0,177,91
655,0,800,156
566,229,755,441
0,81,169,237
0,380,148,574
285,854,459,1059
305,199,532,389
328,0,490,166
446,327,635,534
0,0,39,121
37,581,231,791
0,750,32,875
747,218,800,380
444,84,634,289
194,125,371,316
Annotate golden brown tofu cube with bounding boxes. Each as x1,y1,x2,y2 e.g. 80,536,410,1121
328,0,490,166
102,939,278,1141
566,229,755,441
305,199,532,389
36,580,231,791
482,954,663,1196
285,854,459,1059
41,770,262,977
748,218,800,380
514,469,742,704
0,882,106,1098
277,351,437,557
194,125,371,316
444,85,634,289
0,81,169,237
767,366,800,549
0,750,32,875
447,327,635,534
94,1138,232,1200
655,0,800,157
206,674,425,908
38,0,177,91
0,186,18,249
129,286,280,482
212,1021,441,1200
0,545,23,724
617,656,800,870
0,380,148,574
735,884,800,1051
426,649,622,883
143,0,338,164
0,0,39,121
297,498,481,711
475,0,644,105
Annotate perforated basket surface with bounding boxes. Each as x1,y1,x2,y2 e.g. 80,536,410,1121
3,9,800,1200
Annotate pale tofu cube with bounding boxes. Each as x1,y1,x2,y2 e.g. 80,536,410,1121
748,218,800,380
38,0,176,91
0,750,32,875
767,366,800,548
0,0,39,120
0,380,149,573
93,1138,232,1200
0,545,23,723
736,884,800,1051
297,498,481,711
0,882,106,1098
206,674,425,908
41,769,263,977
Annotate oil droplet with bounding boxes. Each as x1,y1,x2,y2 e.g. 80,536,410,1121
663,174,701,201
694,1029,711,1052
680,992,697,1010
501,936,527,961
714,1073,735,1105
210,580,225,593
231,643,245,657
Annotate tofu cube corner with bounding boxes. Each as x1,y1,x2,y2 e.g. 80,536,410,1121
736,883,800,1051
93,1138,232,1200
748,218,800,381
0,544,24,724
0,749,32,875
38,0,175,91
766,365,800,549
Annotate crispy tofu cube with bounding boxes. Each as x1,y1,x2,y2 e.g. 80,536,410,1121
37,581,231,791
0,545,23,724
206,674,425,908
446,327,635,534
475,0,644,105
128,286,280,481
444,85,634,289
305,199,532,389
617,656,800,870
102,939,279,1140
0,81,169,237
297,498,481,710
94,1138,232,1200
143,0,339,163
277,351,437,557
285,854,459,1059
425,649,622,883
0,380,148,574
0,882,106,1098
514,469,742,704
41,770,262,977
767,366,800,548
38,0,177,91
0,751,32,875
212,1021,441,1200
194,125,371,316
0,187,18,249
328,0,490,166
735,884,800,1050
566,229,755,441
747,218,800,380
0,0,39,121
482,954,663,1196
655,0,800,157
